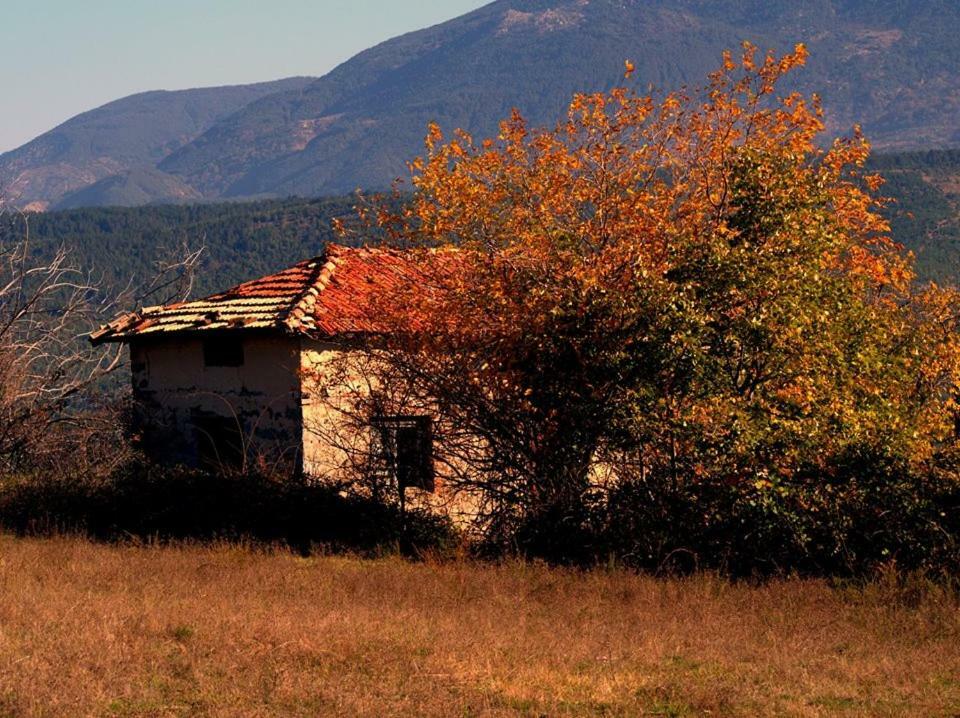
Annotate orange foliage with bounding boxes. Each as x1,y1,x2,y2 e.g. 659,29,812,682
343,45,960,498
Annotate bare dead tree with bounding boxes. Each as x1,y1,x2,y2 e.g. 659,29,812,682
136,239,204,308
300,343,528,537
0,198,202,475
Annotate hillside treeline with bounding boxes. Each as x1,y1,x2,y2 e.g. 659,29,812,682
0,149,958,301
0,196,360,299
869,150,960,285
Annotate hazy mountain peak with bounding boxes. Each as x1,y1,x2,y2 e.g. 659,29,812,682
0,77,315,209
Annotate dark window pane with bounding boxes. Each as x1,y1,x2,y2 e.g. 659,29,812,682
203,337,244,367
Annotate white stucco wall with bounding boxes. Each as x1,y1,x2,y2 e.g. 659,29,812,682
298,338,480,523
127,332,477,523
298,338,371,480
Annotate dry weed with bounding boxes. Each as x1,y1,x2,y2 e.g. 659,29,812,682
0,536,957,717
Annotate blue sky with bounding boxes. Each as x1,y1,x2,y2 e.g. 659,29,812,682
0,0,489,153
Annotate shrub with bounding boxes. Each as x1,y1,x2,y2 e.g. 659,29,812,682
0,462,456,557
596,446,960,577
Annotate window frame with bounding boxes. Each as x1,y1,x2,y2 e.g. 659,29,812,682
370,414,435,493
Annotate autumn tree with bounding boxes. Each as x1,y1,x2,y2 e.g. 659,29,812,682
342,44,960,546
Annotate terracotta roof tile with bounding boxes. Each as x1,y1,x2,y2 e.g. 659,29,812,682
90,244,425,344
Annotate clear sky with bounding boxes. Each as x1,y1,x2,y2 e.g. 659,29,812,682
0,0,489,153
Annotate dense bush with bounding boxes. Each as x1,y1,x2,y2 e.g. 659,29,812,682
0,454,956,577
542,446,960,577
348,45,960,583
465,446,956,577
0,463,456,557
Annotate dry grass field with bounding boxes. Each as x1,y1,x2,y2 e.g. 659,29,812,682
0,536,957,717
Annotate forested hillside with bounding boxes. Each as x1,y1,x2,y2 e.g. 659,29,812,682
1,149,958,301
0,197,357,299
869,150,960,284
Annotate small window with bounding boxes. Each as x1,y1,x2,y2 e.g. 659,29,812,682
203,336,244,367
372,416,434,492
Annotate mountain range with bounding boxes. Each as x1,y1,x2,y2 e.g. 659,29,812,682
3,0,960,210
0,78,314,210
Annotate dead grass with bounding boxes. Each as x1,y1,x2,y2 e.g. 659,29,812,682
0,536,957,717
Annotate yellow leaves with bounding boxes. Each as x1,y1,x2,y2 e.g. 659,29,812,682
722,50,736,72
624,59,635,79
740,41,758,71
865,173,885,192
499,108,528,144
426,122,443,146
784,43,808,71
661,94,682,114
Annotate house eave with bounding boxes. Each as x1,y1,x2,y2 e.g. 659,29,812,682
89,324,382,346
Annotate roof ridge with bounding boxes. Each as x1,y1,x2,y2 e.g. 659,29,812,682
204,254,318,302
280,245,343,335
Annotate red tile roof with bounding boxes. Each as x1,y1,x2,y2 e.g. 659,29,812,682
90,244,424,344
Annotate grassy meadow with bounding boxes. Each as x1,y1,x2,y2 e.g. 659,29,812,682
0,537,957,717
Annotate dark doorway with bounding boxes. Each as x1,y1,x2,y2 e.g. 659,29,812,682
193,414,244,470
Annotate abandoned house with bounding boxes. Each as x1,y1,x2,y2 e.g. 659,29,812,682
90,244,435,493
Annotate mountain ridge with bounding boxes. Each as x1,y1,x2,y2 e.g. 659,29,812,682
0,77,315,210
4,0,960,209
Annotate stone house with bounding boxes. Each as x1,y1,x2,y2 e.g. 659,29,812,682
90,244,435,493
